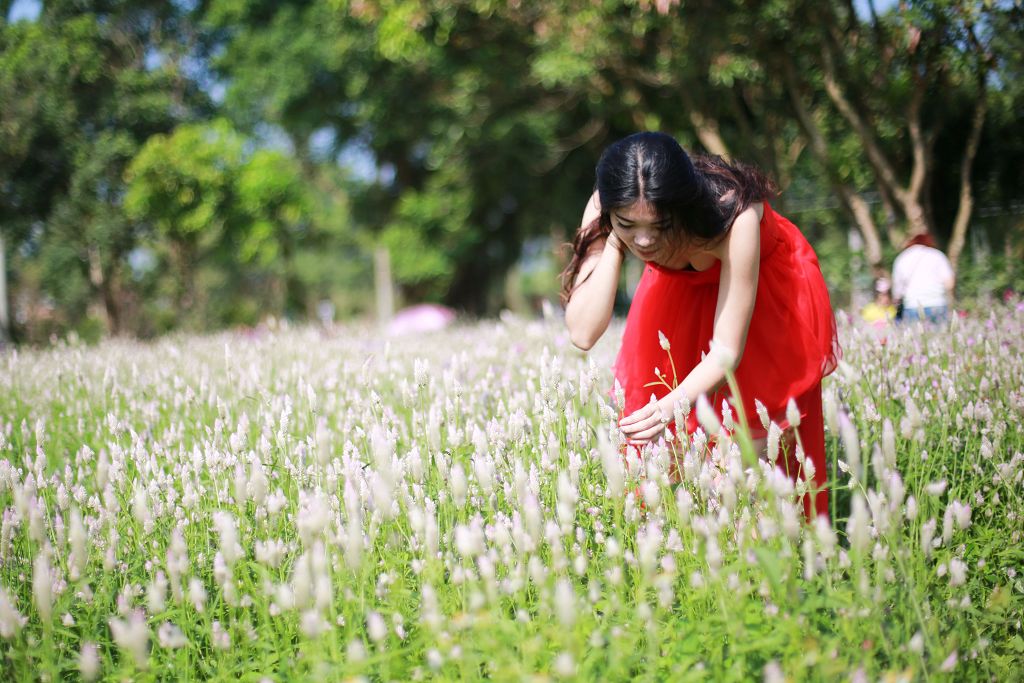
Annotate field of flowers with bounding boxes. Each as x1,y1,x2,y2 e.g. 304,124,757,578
1,306,1023,681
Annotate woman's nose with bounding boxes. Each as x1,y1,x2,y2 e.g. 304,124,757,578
634,233,655,247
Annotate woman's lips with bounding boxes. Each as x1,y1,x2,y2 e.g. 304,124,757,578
634,246,659,258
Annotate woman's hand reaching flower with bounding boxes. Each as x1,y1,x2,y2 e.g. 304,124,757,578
618,393,671,444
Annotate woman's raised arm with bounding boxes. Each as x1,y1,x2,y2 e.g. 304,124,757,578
564,192,624,350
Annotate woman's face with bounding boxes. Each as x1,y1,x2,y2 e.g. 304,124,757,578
609,201,676,264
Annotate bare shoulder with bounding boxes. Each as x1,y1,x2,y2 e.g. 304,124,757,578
711,203,763,258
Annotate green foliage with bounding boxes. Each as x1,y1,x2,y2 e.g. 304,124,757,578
124,119,321,326
0,16,105,227
2,0,1022,340
379,167,474,299
126,120,246,244
0,5,207,339
375,0,438,64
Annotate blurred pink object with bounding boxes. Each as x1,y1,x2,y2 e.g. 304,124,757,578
386,304,456,336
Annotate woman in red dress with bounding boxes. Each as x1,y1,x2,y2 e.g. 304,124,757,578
563,132,839,518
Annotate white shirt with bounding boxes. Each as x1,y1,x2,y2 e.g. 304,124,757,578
892,245,954,309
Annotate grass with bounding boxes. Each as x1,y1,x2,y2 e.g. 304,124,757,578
0,307,1022,681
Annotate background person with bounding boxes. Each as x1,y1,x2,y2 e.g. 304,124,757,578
861,278,897,327
892,234,955,324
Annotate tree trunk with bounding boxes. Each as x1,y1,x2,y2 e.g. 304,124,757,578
172,240,197,323
374,246,395,324
781,55,884,268
947,28,991,271
678,88,730,158
0,232,9,344
836,184,884,269
733,83,788,187
87,244,113,336
946,95,987,271
101,272,122,336
818,30,935,237
688,109,730,158
819,46,902,202
876,182,904,248
775,135,806,194
901,84,932,237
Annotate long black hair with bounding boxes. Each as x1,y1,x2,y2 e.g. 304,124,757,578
561,132,777,301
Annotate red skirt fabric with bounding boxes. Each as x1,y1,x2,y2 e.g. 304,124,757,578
613,205,839,517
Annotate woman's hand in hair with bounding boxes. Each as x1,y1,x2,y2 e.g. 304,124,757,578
581,190,601,232
605,229,626,254
565,192,623,351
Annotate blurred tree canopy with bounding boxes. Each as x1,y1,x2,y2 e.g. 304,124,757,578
1,0,1022,342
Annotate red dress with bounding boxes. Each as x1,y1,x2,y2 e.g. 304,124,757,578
614,204,840,518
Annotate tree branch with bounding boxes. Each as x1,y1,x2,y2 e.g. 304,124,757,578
819,43,902,203
782,54,882,266
678,87,730,157
904,79,928,207
947,23,992,269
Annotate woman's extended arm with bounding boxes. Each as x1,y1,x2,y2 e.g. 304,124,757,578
565,192,624,350
619,203,762,442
